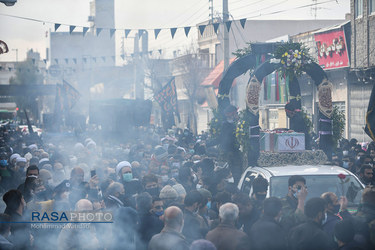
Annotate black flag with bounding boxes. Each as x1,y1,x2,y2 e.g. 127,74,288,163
365,83,375,141
154,77,180,127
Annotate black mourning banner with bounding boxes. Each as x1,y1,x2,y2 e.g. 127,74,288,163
154,78,180,129
154,78,179,115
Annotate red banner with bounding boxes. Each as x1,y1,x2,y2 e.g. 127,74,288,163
314,27,349,70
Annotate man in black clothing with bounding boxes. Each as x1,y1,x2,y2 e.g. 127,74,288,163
182,190,206,244
250,176,269,212
136,192,163,250
288,197,331,250
232,192,260,236
249,197,287,250
3,189,31,250
358,165,375,186
220,105,242,184
321,192,351,238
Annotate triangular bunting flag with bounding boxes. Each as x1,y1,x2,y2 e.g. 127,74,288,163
73,58,77,64
83,27,89,36
225,21,232,32
184,27,191,37
54,23,61,31
111,56,115,61
154,29,161,39
139,29,144,38
170,28,177,38
69,25,76,34
54,59,59,64
198,25,206,36
83,58,87,63
102,56,106,62
121,55,125,60
96,28,102,36
240,18,247,29
213,23,220,34
110,29,116,38
125,29,131,38
93,57,96,62
158,49,162,55
65,58,68,64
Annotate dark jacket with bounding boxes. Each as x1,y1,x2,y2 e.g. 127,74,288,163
323,210,352,238
0,234,14,250
335,240,363,250
206,222,250,250
182,209,205,244
148,228,189,250
137,212,163,250
249,215,287,250
4,208,30,250
238,206,261,236
288,220,331,250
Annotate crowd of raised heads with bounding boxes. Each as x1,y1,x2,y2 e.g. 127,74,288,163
0,125,374,250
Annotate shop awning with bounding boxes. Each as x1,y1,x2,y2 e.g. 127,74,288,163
200,58,236,88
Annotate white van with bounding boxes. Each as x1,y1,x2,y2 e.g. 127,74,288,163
238,165,365,211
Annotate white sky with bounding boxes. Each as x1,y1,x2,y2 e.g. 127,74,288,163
0,0,350,62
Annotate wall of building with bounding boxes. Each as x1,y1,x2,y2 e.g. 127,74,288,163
351,0,375,68
349,80,372,141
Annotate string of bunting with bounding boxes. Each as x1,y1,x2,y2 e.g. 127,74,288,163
0,13,247,39
0,49,167,71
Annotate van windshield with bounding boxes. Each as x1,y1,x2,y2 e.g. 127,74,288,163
270,175,363,207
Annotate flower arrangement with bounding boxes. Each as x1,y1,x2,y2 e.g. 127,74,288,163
257,150,328,167
208,109,224,141
332,105,346,150
274,42,314,79
235,109,253,153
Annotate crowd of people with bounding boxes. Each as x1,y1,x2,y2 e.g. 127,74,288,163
0,123,374,250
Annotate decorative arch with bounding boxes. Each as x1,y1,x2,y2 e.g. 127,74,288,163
218,49,333,165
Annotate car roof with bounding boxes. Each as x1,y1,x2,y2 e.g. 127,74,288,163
247,165,353,178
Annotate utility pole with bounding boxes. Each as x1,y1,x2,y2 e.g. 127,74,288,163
223,0,229,71
12,49,18,63
209,0,214,24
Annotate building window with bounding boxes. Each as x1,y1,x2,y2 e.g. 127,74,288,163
268,109,279,130
355,0,363,18
370,0,375,14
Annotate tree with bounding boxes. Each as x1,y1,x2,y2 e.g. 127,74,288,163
173,49,210,134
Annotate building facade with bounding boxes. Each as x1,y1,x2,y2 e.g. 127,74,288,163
349,0,375,141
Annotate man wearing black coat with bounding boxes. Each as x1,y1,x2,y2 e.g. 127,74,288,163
249,197,287,250
288,197,331,250
136,192,163,250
